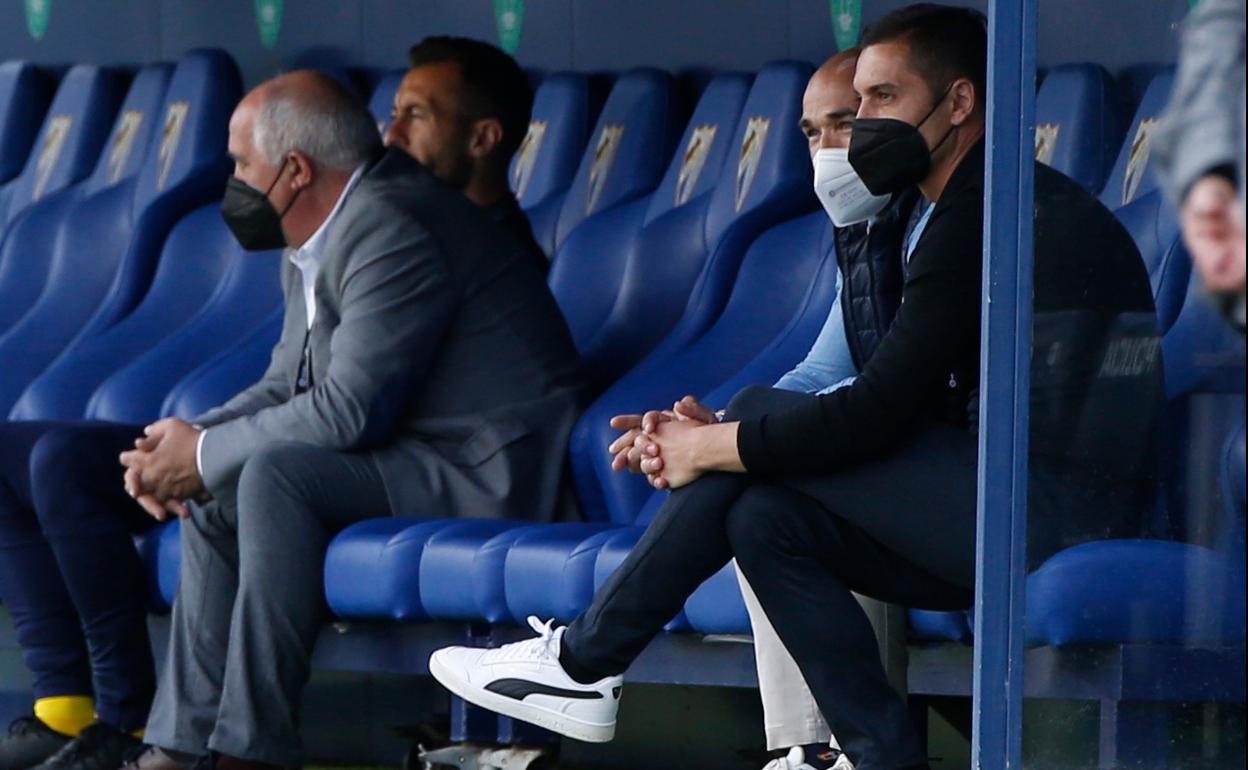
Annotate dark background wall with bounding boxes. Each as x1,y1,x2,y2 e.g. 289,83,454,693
2,0,1193,88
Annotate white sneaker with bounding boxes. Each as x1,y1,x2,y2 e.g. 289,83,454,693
761,746,855,770
428,616,623,743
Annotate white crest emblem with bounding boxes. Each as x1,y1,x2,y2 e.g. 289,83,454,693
33,116,72,201
586,124,624,215
1121,118,1158,206
674,125,717,206
107,110,144,183
736,117,770,212
157,102,190,191
512,120,548,200
1034,122,1060,166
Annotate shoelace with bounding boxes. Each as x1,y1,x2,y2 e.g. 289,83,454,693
483,615,561,663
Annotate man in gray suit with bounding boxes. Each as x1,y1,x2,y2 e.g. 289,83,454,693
120,70,585,769
1154,0,1245,330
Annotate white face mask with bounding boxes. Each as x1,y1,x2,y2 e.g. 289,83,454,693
812,147,891,227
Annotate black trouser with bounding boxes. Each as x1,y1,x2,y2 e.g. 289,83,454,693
563,386,977,770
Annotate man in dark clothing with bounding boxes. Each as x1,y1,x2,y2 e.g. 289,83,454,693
429,6,1162,770
384,35,548,269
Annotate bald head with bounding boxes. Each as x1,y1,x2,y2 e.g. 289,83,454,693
244,69,381,171
799,48,861,155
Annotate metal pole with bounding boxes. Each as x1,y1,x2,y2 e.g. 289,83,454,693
973,0,1035,768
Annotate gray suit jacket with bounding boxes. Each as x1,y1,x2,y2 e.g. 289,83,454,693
1154,0,1245,203
196,148,587,521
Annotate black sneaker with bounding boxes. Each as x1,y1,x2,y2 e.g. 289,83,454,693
30,724,141,770
0,717,70,770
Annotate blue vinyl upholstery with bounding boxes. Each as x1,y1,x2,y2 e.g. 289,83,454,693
0,64,171,332
0,50,240,417
1033,63,1123,194
0,60,52,185
548,71,752,377
367,69,404,135
517,73,603,257
550,69,680,253
0,64,126,229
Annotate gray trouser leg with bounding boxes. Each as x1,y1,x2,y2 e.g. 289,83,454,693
149,441,391,766
145,494,241,756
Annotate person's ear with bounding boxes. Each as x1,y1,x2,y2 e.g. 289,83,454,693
467,117,504,160
286,150,315,191
949,78,976,126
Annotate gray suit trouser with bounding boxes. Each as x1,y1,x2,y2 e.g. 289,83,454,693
144,441,392,767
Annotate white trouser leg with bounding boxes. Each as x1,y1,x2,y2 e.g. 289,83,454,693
736,560,835,751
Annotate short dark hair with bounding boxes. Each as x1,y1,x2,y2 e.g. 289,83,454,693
408,36,533,159
860,3,987,106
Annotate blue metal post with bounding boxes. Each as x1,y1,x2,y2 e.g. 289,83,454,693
973,1,1036,769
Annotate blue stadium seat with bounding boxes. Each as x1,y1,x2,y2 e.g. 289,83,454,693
548,69,681,255
0,60,52,185
549,71,752,377
1100,69,1174,212
367,69,405,135
10,204,282,421
1097,69,1191,333
0,64,167,331
557,62,818,390
0,49,240,417
514,73,601,257
1033,63,1123,194
0,64,127,230
159,310,283,421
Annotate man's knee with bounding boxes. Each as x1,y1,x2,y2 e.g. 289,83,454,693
29,426,126,532
725,486,817,567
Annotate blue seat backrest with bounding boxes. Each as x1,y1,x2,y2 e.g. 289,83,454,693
570,212,840,523
551,69,680,251
10,205,278,421
548,73,752,374
1034,63,1123,194
0,49,240,417
604,62,816,366
0,64,171,333
514,72,597,210
519,72,604,257
0,60,52,184
1113,190,1188,333
368,69,405,135
1,64,128,228
82,221,282,425
1099,69,1174,212
161,311,283,420
1223,424,1246,569
567,62,818,390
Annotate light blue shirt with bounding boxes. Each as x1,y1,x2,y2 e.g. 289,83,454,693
774,201,935,395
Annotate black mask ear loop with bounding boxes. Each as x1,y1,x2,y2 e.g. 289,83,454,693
265,157,303,219
916,83,959,157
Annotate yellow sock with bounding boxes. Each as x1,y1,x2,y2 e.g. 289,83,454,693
33,695,96,737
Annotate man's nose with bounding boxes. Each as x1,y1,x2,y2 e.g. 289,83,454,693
382,121,403,147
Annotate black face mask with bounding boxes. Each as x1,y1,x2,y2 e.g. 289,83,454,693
849,86,956,196
221,162,299,251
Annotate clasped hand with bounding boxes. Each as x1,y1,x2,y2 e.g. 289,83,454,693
607,395,715,490
118,417,205,521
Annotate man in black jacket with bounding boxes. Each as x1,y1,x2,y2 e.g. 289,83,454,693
429,6,1162,770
